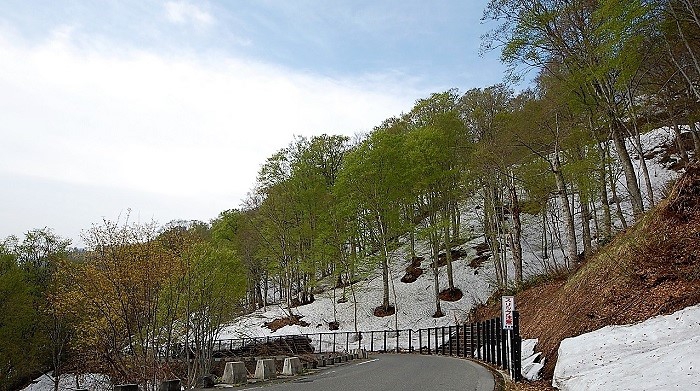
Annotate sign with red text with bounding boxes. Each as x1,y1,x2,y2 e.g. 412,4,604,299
502,296,515,330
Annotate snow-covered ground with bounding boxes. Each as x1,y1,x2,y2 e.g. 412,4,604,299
553,304,700,390
521,339,545,381
219,126,694,389
218,237,496,340
219,127,682,341
21,373,110,391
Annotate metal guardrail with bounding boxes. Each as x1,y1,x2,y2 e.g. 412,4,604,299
175,311,522,382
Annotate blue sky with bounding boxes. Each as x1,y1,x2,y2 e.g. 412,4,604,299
0,0,507,245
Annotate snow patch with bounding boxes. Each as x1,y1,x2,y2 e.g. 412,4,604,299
521,338,545,381
553,304,700,390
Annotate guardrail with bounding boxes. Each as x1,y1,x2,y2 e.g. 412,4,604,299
173,311,522,382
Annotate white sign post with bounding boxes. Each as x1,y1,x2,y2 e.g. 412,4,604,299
502,296,515,330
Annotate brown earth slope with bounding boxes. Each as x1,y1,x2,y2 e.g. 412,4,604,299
475,163,700,381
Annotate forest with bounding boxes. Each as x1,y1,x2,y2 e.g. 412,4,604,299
1,0,699,390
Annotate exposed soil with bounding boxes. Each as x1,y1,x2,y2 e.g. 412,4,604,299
438,287,463,302
373,304,396,317
473,163,700,381
401,256,424,283
514,380,557,391
290,295,315,308
213,335,314,360
469,242,491,269
328,321,339,330
430,248,469,268
263,315,310,332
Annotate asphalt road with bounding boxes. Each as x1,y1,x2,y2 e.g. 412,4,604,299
240,354,494,391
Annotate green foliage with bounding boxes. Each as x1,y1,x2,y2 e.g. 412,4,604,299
0,242,43,391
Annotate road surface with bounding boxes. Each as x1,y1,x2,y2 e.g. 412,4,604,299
241,354,494,391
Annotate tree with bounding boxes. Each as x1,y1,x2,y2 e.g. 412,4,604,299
335,120,412,316
483,0,649,217
0,239,42,391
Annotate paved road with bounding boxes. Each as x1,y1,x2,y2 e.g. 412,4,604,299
240,354,494,391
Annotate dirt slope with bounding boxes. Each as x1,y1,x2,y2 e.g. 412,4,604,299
475,163,700,381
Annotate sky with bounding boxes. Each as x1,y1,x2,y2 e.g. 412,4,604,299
0,0,507,246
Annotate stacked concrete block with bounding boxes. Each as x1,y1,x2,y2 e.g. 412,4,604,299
282,357,302,375
222,361,248,385
254,358,277,380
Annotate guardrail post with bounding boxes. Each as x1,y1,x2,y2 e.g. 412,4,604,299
427,328,431,354
434,327,439,354
418,329,422,353
441,327,445,355
333,333,337,353
484,321,488,363
512,311,522,382
346,332,350,353
409,329,412,352
370,331,374,352
485,320,490,364
470,323,475,358
475,322,481,360
495,318,502,368
396,329,400,353
455,325,460,357
383,330,387,352
491,319,497,366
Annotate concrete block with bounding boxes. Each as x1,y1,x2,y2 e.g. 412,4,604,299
197,375,215,388
255,358,276,380
282,357,302,375
334,355,342,364
222,361,247,385
318,355,326,367
159,379,181,391
353,348,367,359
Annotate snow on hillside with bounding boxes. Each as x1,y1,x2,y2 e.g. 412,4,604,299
218,237,496,339
220,127,682,341
552,304,700,391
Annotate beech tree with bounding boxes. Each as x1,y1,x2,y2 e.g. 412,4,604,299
483,0,648,217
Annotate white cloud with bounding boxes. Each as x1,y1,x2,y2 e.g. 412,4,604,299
0,26,418,241
164,1,213,27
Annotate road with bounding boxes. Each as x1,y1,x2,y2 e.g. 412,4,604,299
240,354,494,391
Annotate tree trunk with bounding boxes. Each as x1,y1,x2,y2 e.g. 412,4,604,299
431,232,443,317
443,207,455,290
580,197,592,258
611,120,644,217
692,122,700,158
484,184,503,285
452,200,460,241
671,116,689,163
553,153,578,267
376,214,391,311
607,153,629,229
509,180,523,285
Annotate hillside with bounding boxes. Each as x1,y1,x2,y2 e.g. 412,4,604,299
220,127,683,340
475,162,700,383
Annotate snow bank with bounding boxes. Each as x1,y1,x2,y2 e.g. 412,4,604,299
521,339,544,381
553,304,700,390
21,373,110,391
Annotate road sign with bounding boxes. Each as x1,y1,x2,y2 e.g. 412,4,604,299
502,296,515,330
